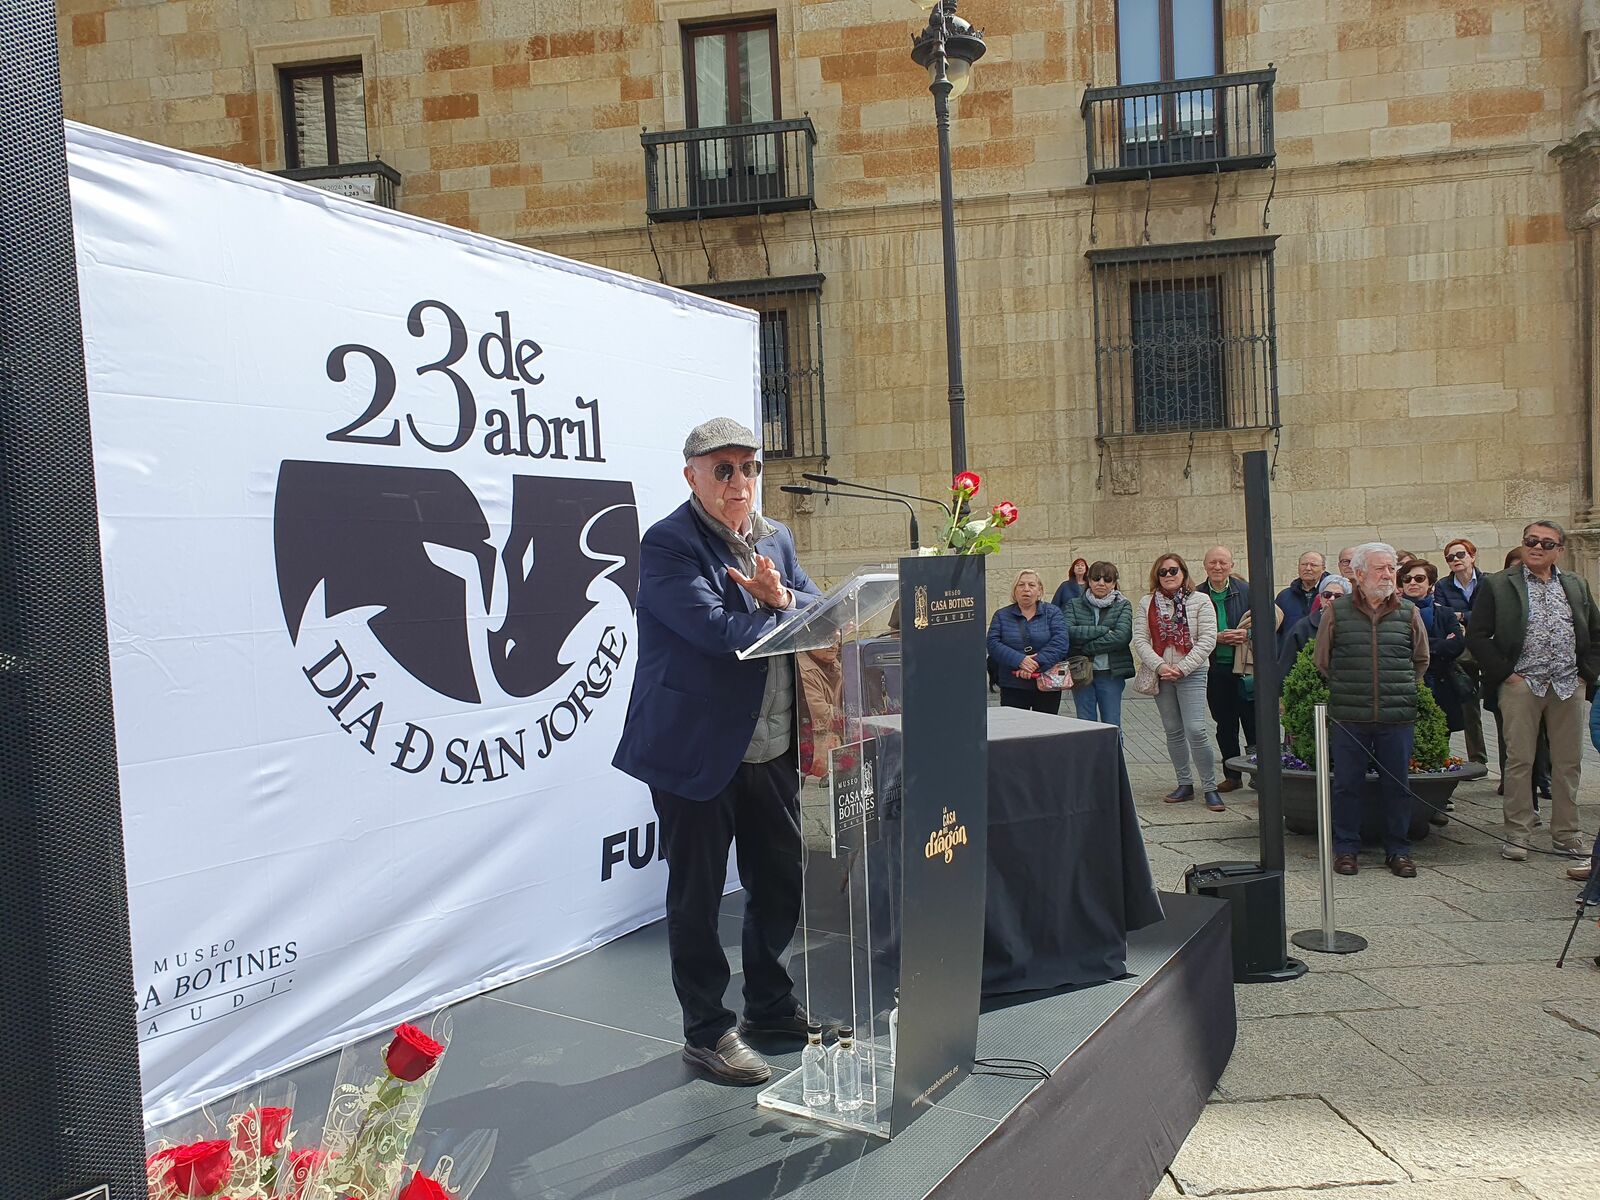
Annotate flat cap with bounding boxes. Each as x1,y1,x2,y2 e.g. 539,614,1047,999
683,416,760,460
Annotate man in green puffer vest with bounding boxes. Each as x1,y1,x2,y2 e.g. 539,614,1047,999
1314,542,1430,878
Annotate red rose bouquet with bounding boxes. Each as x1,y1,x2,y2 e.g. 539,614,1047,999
145,1082,298,1200
301,1012,453,1200
939,472,1019,555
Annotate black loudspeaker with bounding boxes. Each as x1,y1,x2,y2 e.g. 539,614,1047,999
1,3,149,1198
1185,861,1305,984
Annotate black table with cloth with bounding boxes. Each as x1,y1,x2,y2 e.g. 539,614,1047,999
982,707,1164,994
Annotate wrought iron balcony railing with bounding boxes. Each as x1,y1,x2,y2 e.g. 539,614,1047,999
273,160,401,208
643,118,817,222
1081,69,1275,184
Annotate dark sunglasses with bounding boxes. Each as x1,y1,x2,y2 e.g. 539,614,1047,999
1089,574,1117,583
1320,589,1344,599
1522,536,1561,551
711,460,762,482
1444,550,1469,562
1157,565,1182,578
1403,574,1430,585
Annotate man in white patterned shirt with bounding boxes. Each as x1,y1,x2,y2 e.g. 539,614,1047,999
1467,521,1600,863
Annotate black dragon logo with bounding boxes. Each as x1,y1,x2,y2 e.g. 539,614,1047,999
274,460,640,704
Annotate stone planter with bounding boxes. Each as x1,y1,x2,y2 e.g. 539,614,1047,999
1223,756,1489,846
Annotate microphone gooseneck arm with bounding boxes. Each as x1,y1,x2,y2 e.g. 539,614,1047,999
802,472,952,519
781,484,920,550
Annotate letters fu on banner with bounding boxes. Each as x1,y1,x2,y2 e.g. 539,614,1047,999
68,125,761,1122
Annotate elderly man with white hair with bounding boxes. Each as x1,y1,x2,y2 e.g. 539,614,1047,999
1314,543,1430,878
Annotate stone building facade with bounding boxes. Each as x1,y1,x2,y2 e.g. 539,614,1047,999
56,0,1594,596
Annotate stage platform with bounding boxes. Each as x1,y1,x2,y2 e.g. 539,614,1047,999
270,890,1234,1200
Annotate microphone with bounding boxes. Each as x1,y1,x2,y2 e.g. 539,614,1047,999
802,473,952,518
782,484,920,550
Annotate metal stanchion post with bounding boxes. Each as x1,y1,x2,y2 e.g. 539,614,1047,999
1291,703,1367,955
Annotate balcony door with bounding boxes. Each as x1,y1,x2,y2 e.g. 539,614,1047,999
1116,0,1223,170
684,19,783,208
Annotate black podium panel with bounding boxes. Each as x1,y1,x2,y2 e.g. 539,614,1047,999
893,554,988,1130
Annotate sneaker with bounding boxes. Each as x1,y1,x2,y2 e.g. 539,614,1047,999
1501,843,1529,861
1554,835,1594,858
1567,862,1592,882
1533,812,1544,829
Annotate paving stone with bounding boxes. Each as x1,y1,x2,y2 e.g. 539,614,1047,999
1168,1098,1407,1195
1175,1182,1526,1200
1439,885,1594,923
1428,858,1590,893
1352,962,1600,1009
1518,1164,1600,1200
1233,971,1406,1020
1429,919,1587,965
1290,926,1477,971
1141,818,1262,843
1285,894,1474,928
1325,1079,1600,1181
1339,1002,1600,1084
1217,1015,1422,1100
1149,1173,1181,1197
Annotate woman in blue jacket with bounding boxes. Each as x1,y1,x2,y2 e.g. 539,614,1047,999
987,569,1070,715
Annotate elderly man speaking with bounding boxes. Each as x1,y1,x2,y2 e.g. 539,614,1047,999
1314,542,1430,878
614,417,825,1086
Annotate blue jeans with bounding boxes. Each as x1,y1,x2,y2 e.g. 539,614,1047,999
1331,720,1414,859
1073,671,1125,727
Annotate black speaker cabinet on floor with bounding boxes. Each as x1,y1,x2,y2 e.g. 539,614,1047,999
1185,861,1301,984
1,4,149,1198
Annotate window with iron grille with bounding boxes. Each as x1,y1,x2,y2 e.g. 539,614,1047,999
281,61,368,169
1088,237,1279,438
689,276,827,459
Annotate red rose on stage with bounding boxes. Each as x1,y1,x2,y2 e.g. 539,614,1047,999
163,1140,234,1197
992,501,1019,526
396,1172,454,1200
235,1105,292,1158
385,1022,445,1081
952,471,981,499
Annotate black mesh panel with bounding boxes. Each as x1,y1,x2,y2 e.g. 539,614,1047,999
0,4,149,1198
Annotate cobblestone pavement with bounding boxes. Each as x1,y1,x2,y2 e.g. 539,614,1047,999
1102,693,1600,1200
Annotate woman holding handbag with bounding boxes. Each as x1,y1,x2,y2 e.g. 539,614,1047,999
986,569,1071,715
1063,561,1133,726
1131,553,1223,810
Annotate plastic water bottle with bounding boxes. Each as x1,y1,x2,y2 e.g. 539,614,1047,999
833,1026,864,1111
888,989,900,1065
801,1024,830,1110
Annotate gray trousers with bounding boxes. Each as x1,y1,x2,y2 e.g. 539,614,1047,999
1155,667,1217,791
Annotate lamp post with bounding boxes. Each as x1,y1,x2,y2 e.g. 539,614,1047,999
910,0,986,478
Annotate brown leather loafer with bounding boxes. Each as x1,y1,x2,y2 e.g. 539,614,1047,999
682,1030,771,1085
1386,855,1417,878
1216,778,1241,793
1334,853,1358,876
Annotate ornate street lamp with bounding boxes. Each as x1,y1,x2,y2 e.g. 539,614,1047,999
910,0,986,477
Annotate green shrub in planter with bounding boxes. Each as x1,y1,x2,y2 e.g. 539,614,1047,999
1280,640,1450,771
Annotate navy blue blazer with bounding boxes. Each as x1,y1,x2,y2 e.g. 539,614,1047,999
613,501,822,802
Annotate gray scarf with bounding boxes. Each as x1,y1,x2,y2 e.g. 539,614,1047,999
1086,588,1123,610
690,494,776,575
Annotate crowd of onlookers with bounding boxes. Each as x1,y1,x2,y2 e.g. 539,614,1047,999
986,525,1600,885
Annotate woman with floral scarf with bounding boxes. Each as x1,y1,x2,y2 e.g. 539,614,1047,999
1132,553,1222,810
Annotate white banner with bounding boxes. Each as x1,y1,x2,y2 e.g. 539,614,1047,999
67,124,760,1124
